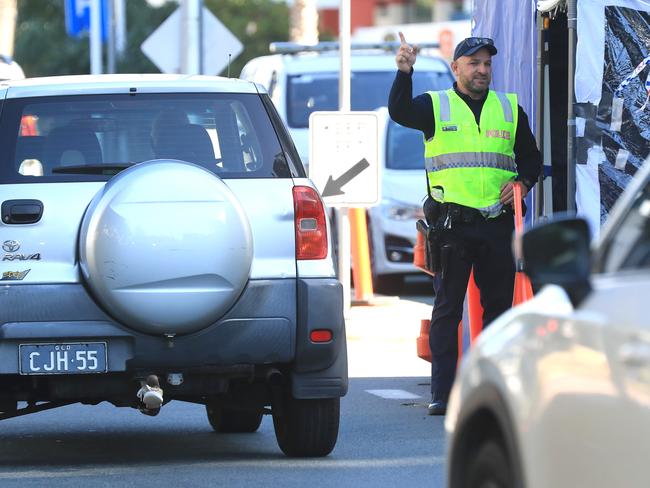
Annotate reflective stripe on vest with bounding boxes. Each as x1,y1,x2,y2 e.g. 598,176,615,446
425,152,517,172
425,89,518,215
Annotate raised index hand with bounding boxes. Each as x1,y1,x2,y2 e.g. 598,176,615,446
396,31,418,73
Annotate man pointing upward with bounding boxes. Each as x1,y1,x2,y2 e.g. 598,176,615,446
388,32,542,416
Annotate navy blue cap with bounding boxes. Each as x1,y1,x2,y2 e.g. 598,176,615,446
453,37,497,61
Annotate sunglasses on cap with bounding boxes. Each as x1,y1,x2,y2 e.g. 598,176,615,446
463,37,495,47
453,37,497,60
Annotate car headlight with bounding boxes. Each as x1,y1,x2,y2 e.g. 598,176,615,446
381,198,424,221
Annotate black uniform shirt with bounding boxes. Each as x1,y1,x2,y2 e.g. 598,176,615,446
388,69,542,189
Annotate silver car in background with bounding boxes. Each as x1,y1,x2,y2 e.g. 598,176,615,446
368,107,429,292
240,46,453,291
445,157,650,487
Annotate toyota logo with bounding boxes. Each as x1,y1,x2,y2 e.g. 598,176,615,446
2,240,20,252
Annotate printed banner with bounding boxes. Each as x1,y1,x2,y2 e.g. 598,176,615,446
598,6,650,218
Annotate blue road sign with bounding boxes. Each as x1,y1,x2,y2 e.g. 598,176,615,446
65,0,108,40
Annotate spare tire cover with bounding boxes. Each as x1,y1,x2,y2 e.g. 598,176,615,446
79,160,253,335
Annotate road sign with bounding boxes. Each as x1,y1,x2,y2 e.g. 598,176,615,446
141,6,243,75
309,112,380,207
64,0,108,40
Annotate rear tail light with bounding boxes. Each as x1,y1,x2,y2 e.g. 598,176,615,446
293,186,328,260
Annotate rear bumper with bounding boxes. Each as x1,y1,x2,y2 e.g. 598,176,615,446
0,279,347,398
292,278,348,398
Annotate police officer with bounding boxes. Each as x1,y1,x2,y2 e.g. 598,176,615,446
388,34,542,415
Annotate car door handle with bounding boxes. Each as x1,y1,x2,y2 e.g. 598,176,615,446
1,199,44,224
618,342,650,367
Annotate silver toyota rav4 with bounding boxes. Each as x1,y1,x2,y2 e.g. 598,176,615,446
0,74,347,457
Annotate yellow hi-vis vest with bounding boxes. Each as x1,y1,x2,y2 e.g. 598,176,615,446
425,89,518,217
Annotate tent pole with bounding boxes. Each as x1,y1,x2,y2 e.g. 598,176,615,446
566,0,577,212
534,10,545,222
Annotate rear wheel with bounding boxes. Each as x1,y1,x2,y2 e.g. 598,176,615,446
465,440,512,488
206,403,263,433
272,397,340,457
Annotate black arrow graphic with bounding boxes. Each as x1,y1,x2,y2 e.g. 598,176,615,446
321,158,370,197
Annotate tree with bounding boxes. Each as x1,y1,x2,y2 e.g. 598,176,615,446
14,0,289,78
203,0,289,76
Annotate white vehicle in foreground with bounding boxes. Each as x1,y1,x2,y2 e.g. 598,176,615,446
445,156,650,487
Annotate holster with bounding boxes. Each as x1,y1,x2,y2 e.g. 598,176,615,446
423,196,441,226
419,198,482,278
416,219,442,275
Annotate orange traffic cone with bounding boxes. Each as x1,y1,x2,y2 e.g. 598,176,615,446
512,184,534,306
457,269,483,366
417,270,484,364
513,273,534,306
417,319,432,362
413,230,427,272
466,269,483,343
413,224,436,277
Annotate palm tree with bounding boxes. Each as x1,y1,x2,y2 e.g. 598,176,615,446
290,0,318,44
0,0,17,56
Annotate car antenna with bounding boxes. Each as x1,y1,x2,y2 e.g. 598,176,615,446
227,54,232,78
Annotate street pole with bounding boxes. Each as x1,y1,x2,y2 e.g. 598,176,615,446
181,0,201,74
90,0,102,74
114,0,126,56
534,11,544,222
107,0,116,74
337,0,351,313
535,12,554,222
566,0,577,213
198,2,203,74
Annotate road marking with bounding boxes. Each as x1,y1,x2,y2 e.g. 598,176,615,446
365,389,422,400
0,456,444,479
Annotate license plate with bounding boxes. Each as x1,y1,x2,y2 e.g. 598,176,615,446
19,342,107,375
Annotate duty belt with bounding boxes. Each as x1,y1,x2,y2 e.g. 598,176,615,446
442,203,484,225
424,201,485,227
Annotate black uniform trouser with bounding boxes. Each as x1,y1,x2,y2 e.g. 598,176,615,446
429,209,515,403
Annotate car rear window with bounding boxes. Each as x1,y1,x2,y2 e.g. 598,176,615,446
287,69,454,128
0,92,292,183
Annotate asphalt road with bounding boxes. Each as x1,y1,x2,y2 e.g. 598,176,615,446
0,280,445,488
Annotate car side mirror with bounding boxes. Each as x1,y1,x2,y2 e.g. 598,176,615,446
521,217,592,306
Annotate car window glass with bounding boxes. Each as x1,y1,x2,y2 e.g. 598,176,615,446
386,120,425,170
601,180,650,272
0,93,289,183
287,69,454,128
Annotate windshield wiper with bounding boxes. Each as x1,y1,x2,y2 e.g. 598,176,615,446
51,163,135,175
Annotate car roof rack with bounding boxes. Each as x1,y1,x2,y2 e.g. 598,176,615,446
269,41,440,54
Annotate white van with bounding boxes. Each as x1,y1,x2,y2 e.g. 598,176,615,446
0,55,25,80
241,44,454,291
